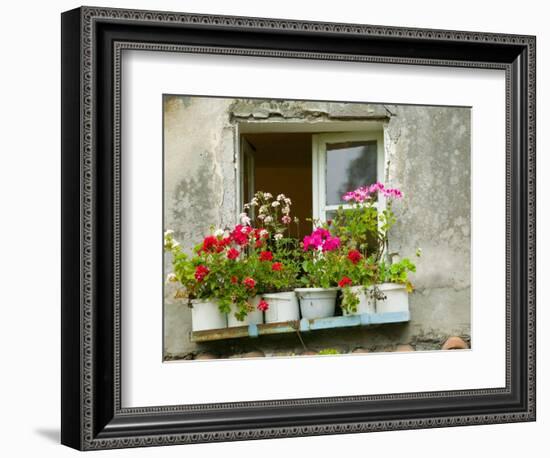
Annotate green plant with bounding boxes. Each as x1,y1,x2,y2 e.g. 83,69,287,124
378,258,417,292
340,286,361,314
318,348,340,355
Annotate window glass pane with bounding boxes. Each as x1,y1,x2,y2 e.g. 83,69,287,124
325,140,377,205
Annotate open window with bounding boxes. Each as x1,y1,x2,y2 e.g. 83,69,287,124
312,131,385,223
240,126,384,237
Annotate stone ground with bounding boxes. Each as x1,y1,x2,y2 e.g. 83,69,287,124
164,336,470,361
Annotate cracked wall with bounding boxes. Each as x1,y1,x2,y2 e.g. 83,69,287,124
163,96,471,358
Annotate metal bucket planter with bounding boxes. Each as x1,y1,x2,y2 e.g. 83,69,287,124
375,283,409,313
227,295,265,328
342,286,376,316
295,287,338,319
190,299,227,331
263,291,300,323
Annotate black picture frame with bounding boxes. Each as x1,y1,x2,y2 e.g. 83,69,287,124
61,6,536,451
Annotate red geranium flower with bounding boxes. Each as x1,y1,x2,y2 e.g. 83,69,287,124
243,277,256,289
347,249,362,265
257,299,269,312
259,251,273,262
201,235,218,253
227,248,240,260
194,265,210,282
230,224,252,246
338,276,353,288
271,262,283,271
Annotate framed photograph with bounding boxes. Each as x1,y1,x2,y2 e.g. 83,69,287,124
61,6,536,451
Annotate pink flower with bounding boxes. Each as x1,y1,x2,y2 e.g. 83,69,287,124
322,235,340,252
302,228,340,252
271,262,283,271
243,277,256,289
257,299,269,312
382,187,403,199
338,276,353,288
227,248,240,260
342,183,402,203
281,215,292,224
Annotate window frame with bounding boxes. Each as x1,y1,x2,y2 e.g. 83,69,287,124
312,131,385,223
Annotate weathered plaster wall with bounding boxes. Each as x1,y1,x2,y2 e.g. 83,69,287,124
163,96,471,359
384,105,471,347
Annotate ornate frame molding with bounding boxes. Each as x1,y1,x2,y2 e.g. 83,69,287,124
61,6,536,450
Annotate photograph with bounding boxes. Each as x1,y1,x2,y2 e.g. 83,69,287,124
163,95,472,361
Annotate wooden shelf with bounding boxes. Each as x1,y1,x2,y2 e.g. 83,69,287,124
191,311,410,342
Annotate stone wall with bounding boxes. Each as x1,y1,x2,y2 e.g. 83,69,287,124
163,96,471,359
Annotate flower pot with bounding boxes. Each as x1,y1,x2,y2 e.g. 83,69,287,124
295,287,338,320
375,283,409,313
190,299,227,331
263,291,300,323
342,286,376,316
227,295,265,327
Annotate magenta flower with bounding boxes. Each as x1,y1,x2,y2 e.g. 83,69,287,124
302,228,340,252
342,182,403,203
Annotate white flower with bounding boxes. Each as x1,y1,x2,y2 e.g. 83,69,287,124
259,205,268,214
271,201,280,207
282,206,290,214
240,226,249,234
285,198,292,205
172,241,180,249
264,192,273,199
259,229,268,238
164,229,174,237
166,273,177,283
214,228,224,237
258,214,266,220
264,216,273,223
239,213,251,225
251,198,258,206
277,194,285,201
274,233,283,240
243,203,250,209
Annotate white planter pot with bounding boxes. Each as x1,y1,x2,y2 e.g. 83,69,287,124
190,299,227,331
263,291,300,323
295,288,338,319
227,295,264,327
375,283,409,313
342,286,376,316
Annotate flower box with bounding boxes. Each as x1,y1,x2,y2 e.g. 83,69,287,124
263,291,300,323
227,295,265,328
295,287,338,319
342,286,376,316
190,299,227,331
375,283,409,313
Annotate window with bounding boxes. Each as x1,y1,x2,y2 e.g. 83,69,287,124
239,127,385,236
312,132,385,223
